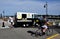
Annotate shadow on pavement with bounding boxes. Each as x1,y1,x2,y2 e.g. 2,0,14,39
54,26,60,33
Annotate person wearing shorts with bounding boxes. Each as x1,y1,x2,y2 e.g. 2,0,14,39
38,16,49,35
41,22,48,35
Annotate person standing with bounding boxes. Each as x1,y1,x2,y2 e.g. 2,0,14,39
9,17,14,28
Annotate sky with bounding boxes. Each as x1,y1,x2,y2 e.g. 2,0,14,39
0,0,60,16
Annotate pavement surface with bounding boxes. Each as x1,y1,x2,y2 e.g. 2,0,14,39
0,28,60,39
0,19,10,28
0,19,60,39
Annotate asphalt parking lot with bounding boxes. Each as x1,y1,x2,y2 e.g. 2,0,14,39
0,27,60,39
0,19,60,39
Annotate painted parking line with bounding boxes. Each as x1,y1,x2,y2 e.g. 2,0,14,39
46,34,59,39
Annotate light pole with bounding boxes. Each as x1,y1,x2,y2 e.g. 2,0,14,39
44,2,48,15
46,2,48,15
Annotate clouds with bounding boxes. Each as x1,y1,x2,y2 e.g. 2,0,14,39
0,0,60,15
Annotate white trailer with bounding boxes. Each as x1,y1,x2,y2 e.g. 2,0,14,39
14,12,38,27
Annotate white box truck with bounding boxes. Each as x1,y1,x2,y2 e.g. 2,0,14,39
14,12,39,27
